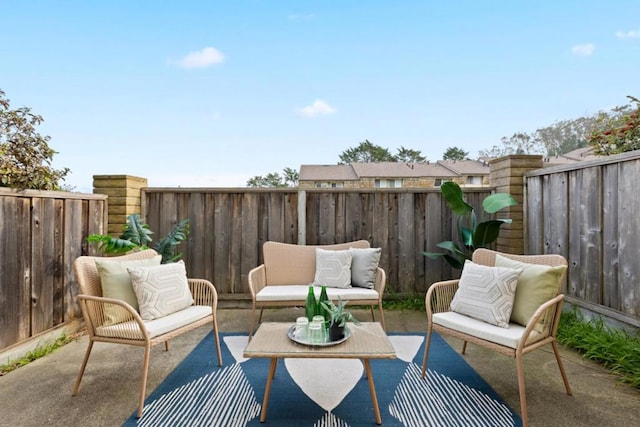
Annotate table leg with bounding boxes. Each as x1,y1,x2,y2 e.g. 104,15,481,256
260,357,278,423
363,359,382,425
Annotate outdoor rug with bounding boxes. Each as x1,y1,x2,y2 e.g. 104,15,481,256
124,332,521,426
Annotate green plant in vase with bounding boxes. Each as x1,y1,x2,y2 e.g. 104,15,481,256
321,296,361,341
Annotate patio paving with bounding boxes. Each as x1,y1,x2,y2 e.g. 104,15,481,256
1,308,639,426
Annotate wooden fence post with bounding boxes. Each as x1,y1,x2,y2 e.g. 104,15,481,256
489,155,542,254
93,175,148,236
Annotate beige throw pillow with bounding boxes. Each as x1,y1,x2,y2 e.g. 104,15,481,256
451,260,521,328
127,261,194,320
494,254,567,326
312,248,353,289
95,255,162,325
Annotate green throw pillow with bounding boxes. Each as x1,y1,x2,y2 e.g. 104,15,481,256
494,254,567,326
95,255,162,324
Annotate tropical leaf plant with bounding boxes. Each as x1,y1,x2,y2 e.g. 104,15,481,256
423,181,517,269
87,214,189,263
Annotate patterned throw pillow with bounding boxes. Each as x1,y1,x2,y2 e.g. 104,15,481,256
95,255,162,325
494,254,567,326
450,260,522,328
349,247,381,289
127,261,194,320
312,248,353,289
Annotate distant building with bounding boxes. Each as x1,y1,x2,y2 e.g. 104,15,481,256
542,147,598,166
299,160,490,189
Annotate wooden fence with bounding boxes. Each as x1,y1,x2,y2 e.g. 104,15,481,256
0,188,106,351
142,188,489,300
526,150,640,326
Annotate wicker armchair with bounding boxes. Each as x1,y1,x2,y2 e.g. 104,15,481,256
421,249,572,427
71,249,223,418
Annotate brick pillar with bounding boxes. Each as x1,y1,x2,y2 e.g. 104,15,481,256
489,155,543,254
93,175,148,236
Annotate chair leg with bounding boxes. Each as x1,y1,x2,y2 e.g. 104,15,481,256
551,341,572,395
258,308,264,323
72,340,94,396
378,305,386,330
212,316,223,366
249,304,256,340
137,345,152,418
369,305,376,322
420,325,434,378
461,341,468,354
515,352,529,427
164,341,169,351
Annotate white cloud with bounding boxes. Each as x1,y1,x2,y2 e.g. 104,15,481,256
297,99,336,118
616,29,640,39
172,47,224,69
571,43,595,57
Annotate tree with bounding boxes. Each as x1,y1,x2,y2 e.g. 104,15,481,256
479,132,545,158
0,89,69,190
395,145,427,163
588,96,640,156
442,146,468,160
246,168,298,188
339,139,395,163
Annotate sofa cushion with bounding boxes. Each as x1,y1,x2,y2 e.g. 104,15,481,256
350,247,381,289
451,260,521,328
494,254,567,326
95,255,162,325
96,305,212,339
312,248,352,289
433,311,526,349
127,261,194,320
263,240,370,285
255,285,379,302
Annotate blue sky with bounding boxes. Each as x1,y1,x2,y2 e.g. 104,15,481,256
2,1,639,192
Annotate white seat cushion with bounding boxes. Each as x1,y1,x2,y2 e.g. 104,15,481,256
256,285,379,302
433,311,526,349
96,305,212,339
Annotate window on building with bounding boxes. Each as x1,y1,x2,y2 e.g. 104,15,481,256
375,179,402,188
466,176,483,186
434,179,451,187
315,182,343,188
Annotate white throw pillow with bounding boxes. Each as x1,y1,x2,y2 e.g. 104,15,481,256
350,247,381,289
127,261,194,320
450,260,521,328
95,255,162,325
312,248,353,289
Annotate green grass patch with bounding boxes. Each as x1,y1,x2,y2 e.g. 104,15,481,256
557,308,640,388
0,333,78,376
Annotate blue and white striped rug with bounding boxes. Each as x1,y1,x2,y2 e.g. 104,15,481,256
124,332,521,426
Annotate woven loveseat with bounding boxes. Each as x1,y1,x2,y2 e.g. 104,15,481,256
247,240,386,337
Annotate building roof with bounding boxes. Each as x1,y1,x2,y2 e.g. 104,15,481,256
299,160,490,181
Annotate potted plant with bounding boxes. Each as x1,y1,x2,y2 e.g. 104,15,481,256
321,296,361,341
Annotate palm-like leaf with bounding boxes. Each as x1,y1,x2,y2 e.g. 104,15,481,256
441,181,473,215
87,234,137,254
120,214,153,247
153,219,190,263
472,219,511,248
482,193,517,214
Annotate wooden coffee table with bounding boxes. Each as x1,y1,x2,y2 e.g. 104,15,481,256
243,322,396,425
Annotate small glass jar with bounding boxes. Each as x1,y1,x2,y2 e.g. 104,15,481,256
295,317,309,341
308,320,324,344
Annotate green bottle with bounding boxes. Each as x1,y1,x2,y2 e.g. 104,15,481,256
317,285,330,330
305,286,317,321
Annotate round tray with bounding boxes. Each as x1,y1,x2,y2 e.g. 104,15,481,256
287,324,351,347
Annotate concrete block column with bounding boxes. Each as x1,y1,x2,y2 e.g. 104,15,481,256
93,175,148,236
489,155,542,254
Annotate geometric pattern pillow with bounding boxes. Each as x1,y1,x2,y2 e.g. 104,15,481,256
349,247,381,289
95,255,162,325
312,248,353,289
450,260,521,328
494,254,567,326
127,261,194,321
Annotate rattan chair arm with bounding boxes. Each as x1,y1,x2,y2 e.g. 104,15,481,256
519,294,565,349
248,264,266,298
78,294,148,339
188,278,218,309
425,279,460,317
373,267,386,296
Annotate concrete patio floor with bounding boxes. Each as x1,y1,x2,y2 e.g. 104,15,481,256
1,307,639,426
